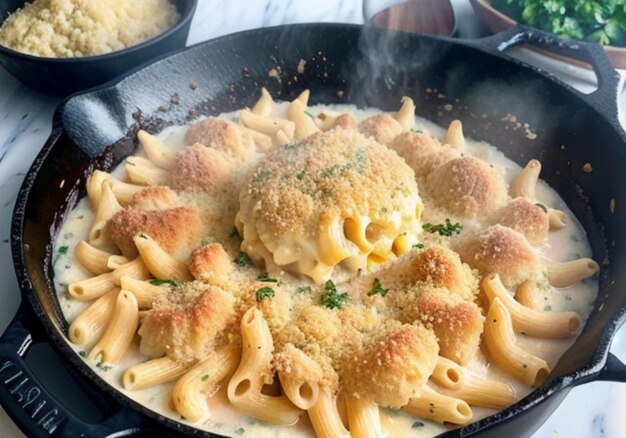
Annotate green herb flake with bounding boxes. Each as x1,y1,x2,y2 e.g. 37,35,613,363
201,374,209,382
256,287,275,302
78,351,86,357
411,128,423,133
234,427,245,436
296,171,306,181
201,235,216,245
229,227,240,238
321,279,349,309
422,218,463,236
148,279,180,288
234,252,253,266
58,245,69,255
544,305,552,312
412,243,425,249
96,362,112,372
368,278,389,297
296,286,312,294
412,420,425,429
258,274,278,283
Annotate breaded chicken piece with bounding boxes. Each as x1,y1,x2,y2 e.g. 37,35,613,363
171,144,232,193
416,289,484,365
188,243,233,280
424,156,508,219
108,206,203,258
132,186,179,210
350,245,477,305
409,245,478,302
341,322,438,408
358,114,403,145
490,197,549,247
455,224,541,288
389,132,460,177
185,117,255,159
138,282,235,362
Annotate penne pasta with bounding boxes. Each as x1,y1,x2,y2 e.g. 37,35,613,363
439,374,516,410
171,345,241,421
510,159,541,199
137,129,176,170
227,308,302,425
345,395,384,438
125,156,170,186
86,170,144,207
123,356,194,391
133,234,192,281
445,119,466,150
394,96,416,132
68,257,149,301
431,356,465,390
483,274,581,338
239,109,296,140
544,258,600,288
252,87,274,116
119,276,168,309
74,240,116,275
88,182,122,247
484,298,550,386
404,386,473,425
307,388,350,438
68,288,118,347
287,92,320,140
88,290,139,363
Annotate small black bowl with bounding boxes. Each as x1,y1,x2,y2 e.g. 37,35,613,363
0,0,197,96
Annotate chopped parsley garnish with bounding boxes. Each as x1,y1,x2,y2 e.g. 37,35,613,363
284,143,299,151
412,420,425,429
321,280,349,309
412,243,425,249
53,245,69,266
201,235,216,245
296,286,312,294
229,227,240,238
78,351,86,358
234,252,252,266
201,374,209,382
411,128,423,133
58,245,68,254
149,279,180,288
234,427,245,436
258,274,278,283
96,362,112,372
296,171,306,180
544,305,552,312
422,218,463,236
368,278,389,297
256,287,275,302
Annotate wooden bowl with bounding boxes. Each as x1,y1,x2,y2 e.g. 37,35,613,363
470,0,626,69
370,0,455,36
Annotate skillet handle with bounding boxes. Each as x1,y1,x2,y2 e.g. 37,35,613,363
0,303,166,437
596,352,626,383
462,25,621,123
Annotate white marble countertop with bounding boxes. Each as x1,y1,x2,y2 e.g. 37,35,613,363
0,0,625,437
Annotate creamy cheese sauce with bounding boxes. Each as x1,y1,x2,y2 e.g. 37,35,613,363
52,104,597,438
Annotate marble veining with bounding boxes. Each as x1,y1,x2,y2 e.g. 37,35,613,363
0,1,625,437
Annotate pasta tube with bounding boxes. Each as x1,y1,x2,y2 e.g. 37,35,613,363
226,308,302,424
484,297,550,386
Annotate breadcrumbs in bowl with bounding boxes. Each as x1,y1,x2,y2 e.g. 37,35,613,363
0,0,197,95
0,0,180,58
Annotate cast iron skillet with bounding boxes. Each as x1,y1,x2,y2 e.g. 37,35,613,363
4,23,626,437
